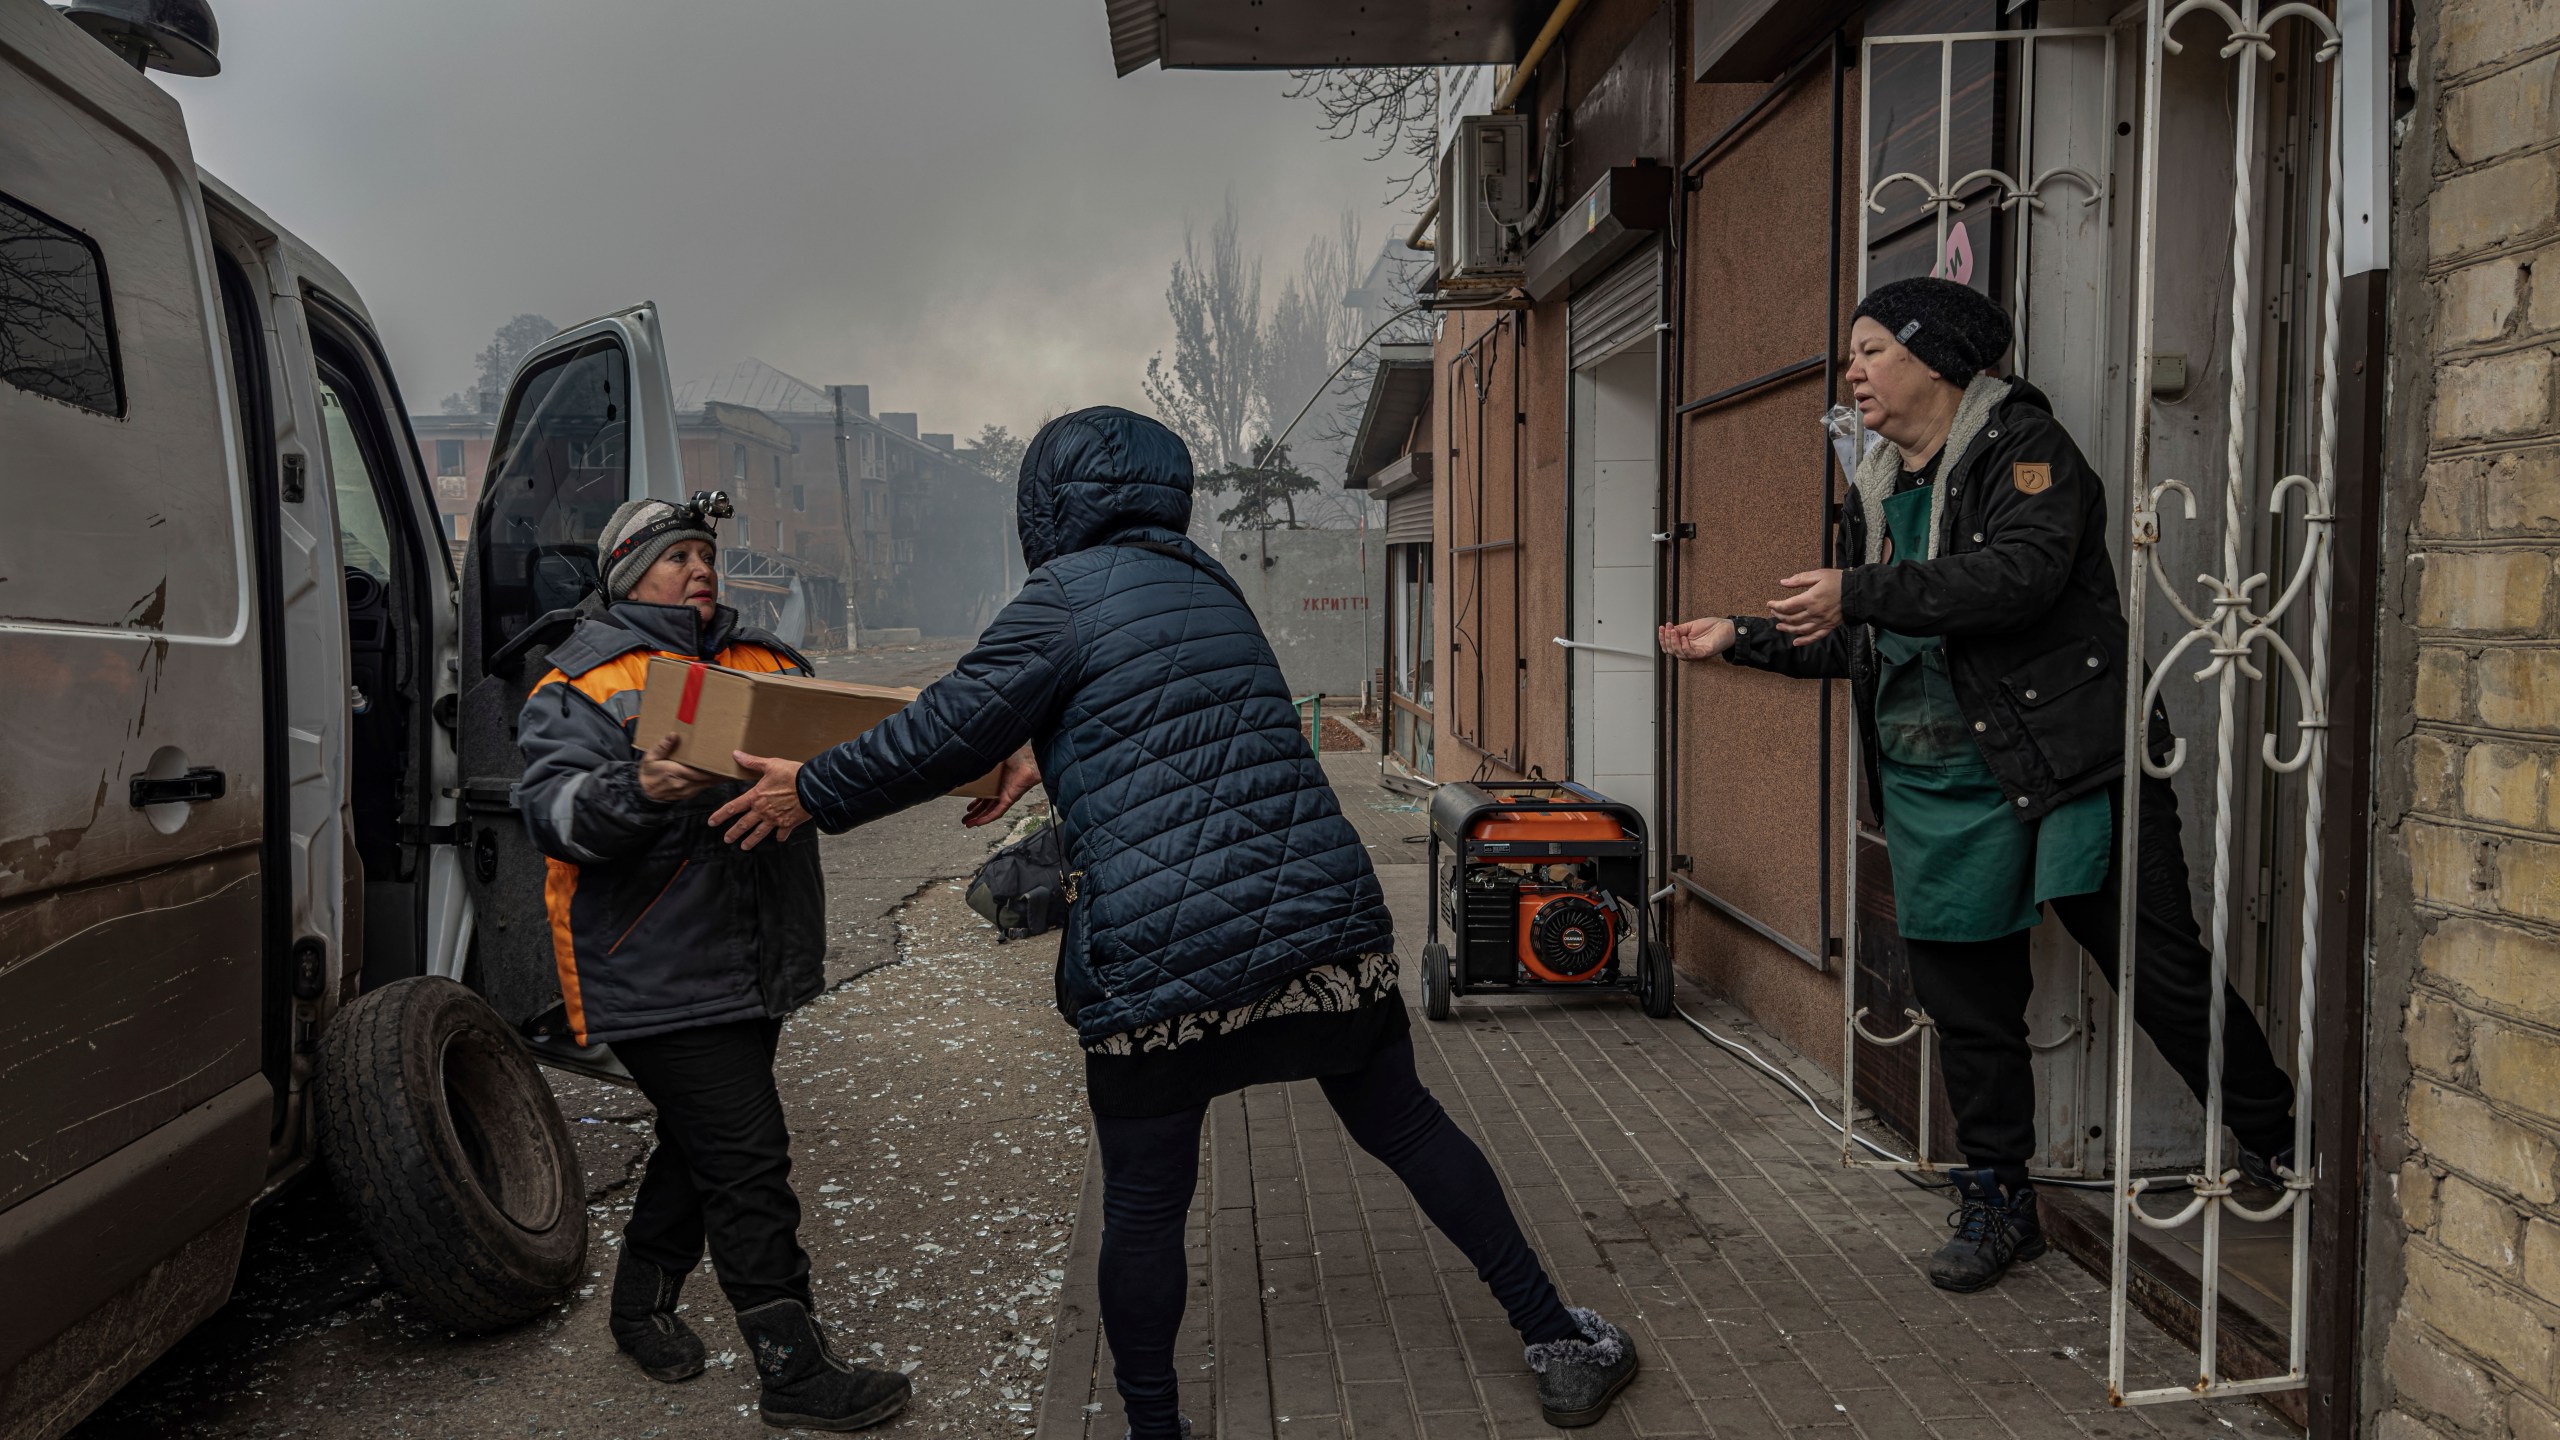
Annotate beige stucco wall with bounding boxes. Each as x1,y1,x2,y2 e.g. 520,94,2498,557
2373,1,2560,1435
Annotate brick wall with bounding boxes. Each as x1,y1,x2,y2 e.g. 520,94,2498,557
2375,1,2560,1436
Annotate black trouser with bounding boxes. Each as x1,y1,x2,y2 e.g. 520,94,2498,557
1902,774,2298,1175
615,1016,813,1314
1092,1031,1578,1439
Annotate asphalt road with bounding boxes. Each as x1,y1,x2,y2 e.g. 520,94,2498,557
72,638,1088,1440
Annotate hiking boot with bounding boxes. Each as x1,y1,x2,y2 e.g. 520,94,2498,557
1927,1169,2045,1294
1525,1307,1639,1428
735,1298,912,1431
608,1251,705,1383
2236,1140,2297,1194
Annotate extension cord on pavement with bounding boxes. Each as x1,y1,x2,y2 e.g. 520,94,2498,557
1668,1002,2178,1193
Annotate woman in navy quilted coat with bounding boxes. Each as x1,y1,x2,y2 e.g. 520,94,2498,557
709,409,1637,1432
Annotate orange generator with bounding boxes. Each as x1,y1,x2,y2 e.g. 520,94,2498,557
1420,781,1672,1020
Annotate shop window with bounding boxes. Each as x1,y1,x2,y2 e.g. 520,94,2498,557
0,189,123,417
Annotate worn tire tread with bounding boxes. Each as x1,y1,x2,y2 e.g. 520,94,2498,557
315,978,583,1333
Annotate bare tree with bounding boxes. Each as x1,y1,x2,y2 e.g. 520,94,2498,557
1282,67,1442,209
441,313,556,414
1142,196,1265,475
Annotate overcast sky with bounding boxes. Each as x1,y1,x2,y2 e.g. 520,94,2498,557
161,0,1403,439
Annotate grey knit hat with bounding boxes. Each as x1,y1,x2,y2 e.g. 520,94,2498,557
599,498,717,601
1852,277,2013,386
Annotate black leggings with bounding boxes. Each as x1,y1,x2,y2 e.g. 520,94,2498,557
1902,773,2298,1174
615,1017,814,1314
1093,1031,1577,1438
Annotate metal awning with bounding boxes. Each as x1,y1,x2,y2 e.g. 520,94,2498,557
1344,343,1435,490
1103,0,1545,75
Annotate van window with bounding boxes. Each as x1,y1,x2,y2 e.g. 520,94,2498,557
0,189,123,417
320,383,397,583
476,338,629,656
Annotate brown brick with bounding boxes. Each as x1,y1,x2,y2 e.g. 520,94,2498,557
2485,446,2560,531
2500,835,2560,924
2408,820,2495,910
2438,349,2557,440
2424,917,2560,1025
2439,1173,2524,1272
2442,259,2526,346
2374,1409,2456,1440
2408,1081,2560,1204
2408,993,2475,1080
2416,550,2556,632
2422,457,2483,535
2418,647,2474,722
2415,731,2464,813
2529,1216,2560,1298
2444,0,2560,79
2463,741,2553,827
2433,155,2560,259
2518,1395,2560,1440
2449,53,2560,164
2404,1245,2558,1381
2404,1162,2442,1231
2479,1020,2560,1115
2536,258,2560,336
2481,648,2560,731
2389,1323,2501,1431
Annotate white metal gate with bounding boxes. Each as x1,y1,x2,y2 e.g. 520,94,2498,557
2107,0,2343,1406
1838,23,2117,1179
1834,5,2358,1409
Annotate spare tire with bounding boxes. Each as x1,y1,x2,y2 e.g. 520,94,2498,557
316,976,587,1332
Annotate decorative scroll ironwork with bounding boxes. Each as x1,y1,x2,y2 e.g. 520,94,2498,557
2106,0,2340,1408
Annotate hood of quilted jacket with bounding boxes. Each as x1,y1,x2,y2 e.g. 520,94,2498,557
1016,406,1195,571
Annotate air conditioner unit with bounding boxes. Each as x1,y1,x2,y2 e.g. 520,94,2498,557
1436,113,1531,288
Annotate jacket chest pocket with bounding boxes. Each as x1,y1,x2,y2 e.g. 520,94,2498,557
1999,637,2120,784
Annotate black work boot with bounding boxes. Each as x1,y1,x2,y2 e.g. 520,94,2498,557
735,1298,911,1431
608,1251,705,1382
1927,1168,2046,1293
2236,1140,2297,1194
1524,1307,1639,1428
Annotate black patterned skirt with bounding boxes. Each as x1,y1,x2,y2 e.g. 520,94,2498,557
1082,952,1406,1118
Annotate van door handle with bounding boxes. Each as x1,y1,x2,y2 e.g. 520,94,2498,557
130,768,227,808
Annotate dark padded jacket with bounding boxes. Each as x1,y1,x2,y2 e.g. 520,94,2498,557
794,407,1394,1044
515,601,825,1046
1727,378,2150,821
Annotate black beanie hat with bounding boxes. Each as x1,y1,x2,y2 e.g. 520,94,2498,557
1852,277,2013,385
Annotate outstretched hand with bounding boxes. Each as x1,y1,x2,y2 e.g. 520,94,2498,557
708,751,808,851
1657,617,1737,661
1768,568,1845,647
963,748,1042,828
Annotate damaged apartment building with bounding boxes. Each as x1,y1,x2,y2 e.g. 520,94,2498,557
1118,0,2560,1434
413,358,1010,647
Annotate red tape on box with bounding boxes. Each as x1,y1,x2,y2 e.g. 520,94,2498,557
677,661,707,725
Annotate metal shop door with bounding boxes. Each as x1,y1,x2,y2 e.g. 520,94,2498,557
1564,249,1663,836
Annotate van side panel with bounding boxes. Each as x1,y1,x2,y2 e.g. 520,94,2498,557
0,845,261,1210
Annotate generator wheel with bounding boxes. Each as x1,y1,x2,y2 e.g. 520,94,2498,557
1639,940,1676,1019
316,976,587,1332
1420,941,1452,1021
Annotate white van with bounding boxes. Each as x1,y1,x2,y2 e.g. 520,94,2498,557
1,4,697,1431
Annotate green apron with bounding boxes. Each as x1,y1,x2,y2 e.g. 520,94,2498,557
1873,482,2111,942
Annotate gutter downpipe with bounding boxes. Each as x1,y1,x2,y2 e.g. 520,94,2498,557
1654,2,1681,972
1493,0,1590,111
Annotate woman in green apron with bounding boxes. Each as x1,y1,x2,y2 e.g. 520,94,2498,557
1659,278,2298,1294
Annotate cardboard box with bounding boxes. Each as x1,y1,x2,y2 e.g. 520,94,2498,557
630,656,1004,798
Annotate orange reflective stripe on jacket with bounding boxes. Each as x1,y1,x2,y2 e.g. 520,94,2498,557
533,641,797,1045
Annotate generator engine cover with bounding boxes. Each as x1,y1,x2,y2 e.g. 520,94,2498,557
1518,889,1616,981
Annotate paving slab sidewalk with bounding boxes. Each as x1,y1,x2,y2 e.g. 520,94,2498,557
1036,751,2298,1440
